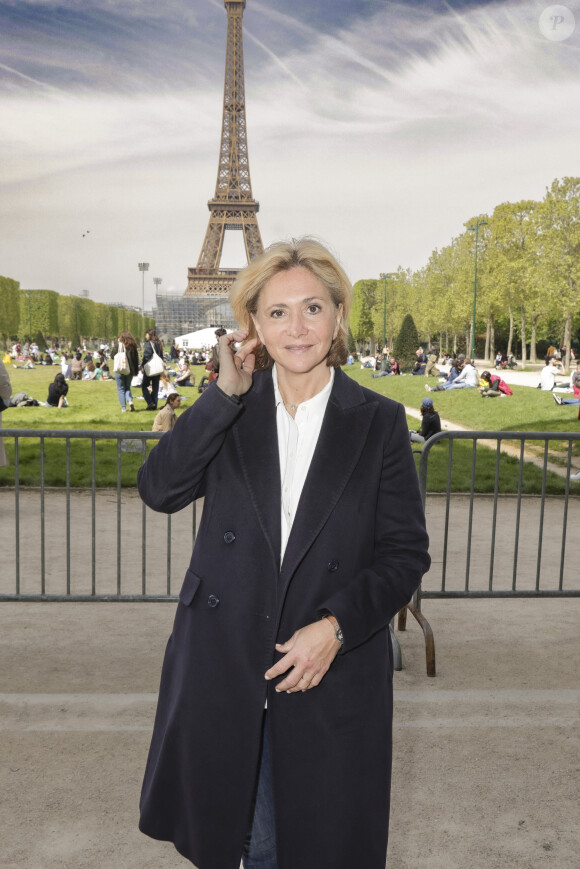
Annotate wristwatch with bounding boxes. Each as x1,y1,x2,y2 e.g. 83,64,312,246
323,614,344,645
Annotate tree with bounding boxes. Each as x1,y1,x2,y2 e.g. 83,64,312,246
19,289,59,342
0,276,20,350
534,177,580,372
394,313,419,372
350,280,378,352
486,201,539,365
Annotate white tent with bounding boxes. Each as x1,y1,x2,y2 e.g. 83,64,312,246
174,327,233,349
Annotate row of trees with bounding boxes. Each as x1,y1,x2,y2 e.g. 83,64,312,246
0,278,155,351
350,176,580,370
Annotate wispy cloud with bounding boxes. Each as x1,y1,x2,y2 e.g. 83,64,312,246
0,60,65,91
0,0,579,302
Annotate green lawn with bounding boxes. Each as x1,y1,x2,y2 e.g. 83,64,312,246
344,365,579,433
1,363,578,493
0,364,198,487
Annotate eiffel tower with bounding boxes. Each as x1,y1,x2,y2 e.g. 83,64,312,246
184,0,264,300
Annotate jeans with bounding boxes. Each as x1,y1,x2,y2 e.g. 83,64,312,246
441,380,472,390
242,717,277,869
115,372,133,410
141,374,160,409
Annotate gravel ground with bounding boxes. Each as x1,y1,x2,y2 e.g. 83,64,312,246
1,594,578,869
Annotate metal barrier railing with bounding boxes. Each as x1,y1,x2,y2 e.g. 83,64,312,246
416,430,580,602
2,428,579,676
397,430,580,675
0,429,196,601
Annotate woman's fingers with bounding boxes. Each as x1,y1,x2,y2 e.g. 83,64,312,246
217,331,257,396
264,621,340,693
235,337,258,369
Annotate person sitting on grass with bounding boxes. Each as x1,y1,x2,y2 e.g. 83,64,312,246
83,360,97,380
46,372,69,408
371,355,392,378
553,362,580,406
174,359,194,387
409,397,442,443
158,370,180,402
539,356,565,391
152,393,182,432
424,353,440,377
478,370,513,397
427,357,478,391
436,355,461,386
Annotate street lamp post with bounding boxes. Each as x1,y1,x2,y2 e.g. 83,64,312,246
379,273,387,351
153,277,162,322
467,219,487,359
138,262,150,319
379,272,397,352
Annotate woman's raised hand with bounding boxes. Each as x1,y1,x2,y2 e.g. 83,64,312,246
216,331,259,397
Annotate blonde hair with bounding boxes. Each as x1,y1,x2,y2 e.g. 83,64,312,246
229,237,352,370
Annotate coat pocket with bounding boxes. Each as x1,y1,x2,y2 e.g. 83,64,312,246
179,569,202,607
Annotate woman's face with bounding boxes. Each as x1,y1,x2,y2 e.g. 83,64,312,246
252,267,342,380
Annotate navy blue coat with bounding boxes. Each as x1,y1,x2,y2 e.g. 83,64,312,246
138,367,430,869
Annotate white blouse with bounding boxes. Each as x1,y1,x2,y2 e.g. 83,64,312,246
272,364,334,562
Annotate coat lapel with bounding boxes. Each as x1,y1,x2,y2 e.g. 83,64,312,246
280,369,377,589
233,370,282,569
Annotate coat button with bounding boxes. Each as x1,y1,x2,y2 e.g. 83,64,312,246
207,595,220,608
223,531,236,544
327,560,339,572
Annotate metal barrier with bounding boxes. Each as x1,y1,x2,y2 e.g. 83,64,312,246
399,430,580,675
2,428,579,675
0,429,196,601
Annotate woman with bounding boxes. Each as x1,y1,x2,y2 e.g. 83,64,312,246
173,359,194,388
60,352,71,380
410,396,442,442
158,370,179,402
46,372,68,408
83,360,96,380
70,353,83,380
114,331,140,412
137,238,430,869
141,329,164,411
478,370,513,397
152,393,182,432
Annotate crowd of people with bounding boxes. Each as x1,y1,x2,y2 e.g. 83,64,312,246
4,332,580,443
2,329,228,429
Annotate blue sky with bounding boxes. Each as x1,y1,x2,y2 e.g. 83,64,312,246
0,0,579,310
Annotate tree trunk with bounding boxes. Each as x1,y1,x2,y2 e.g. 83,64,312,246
426,332,431,351
507,307,514,357
466,327,471,359
489,316,495,363
520,306,527,367
445,331,449,354
453,333,457,355
530,315,538,363
484,319,490,362
563,310,572,373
